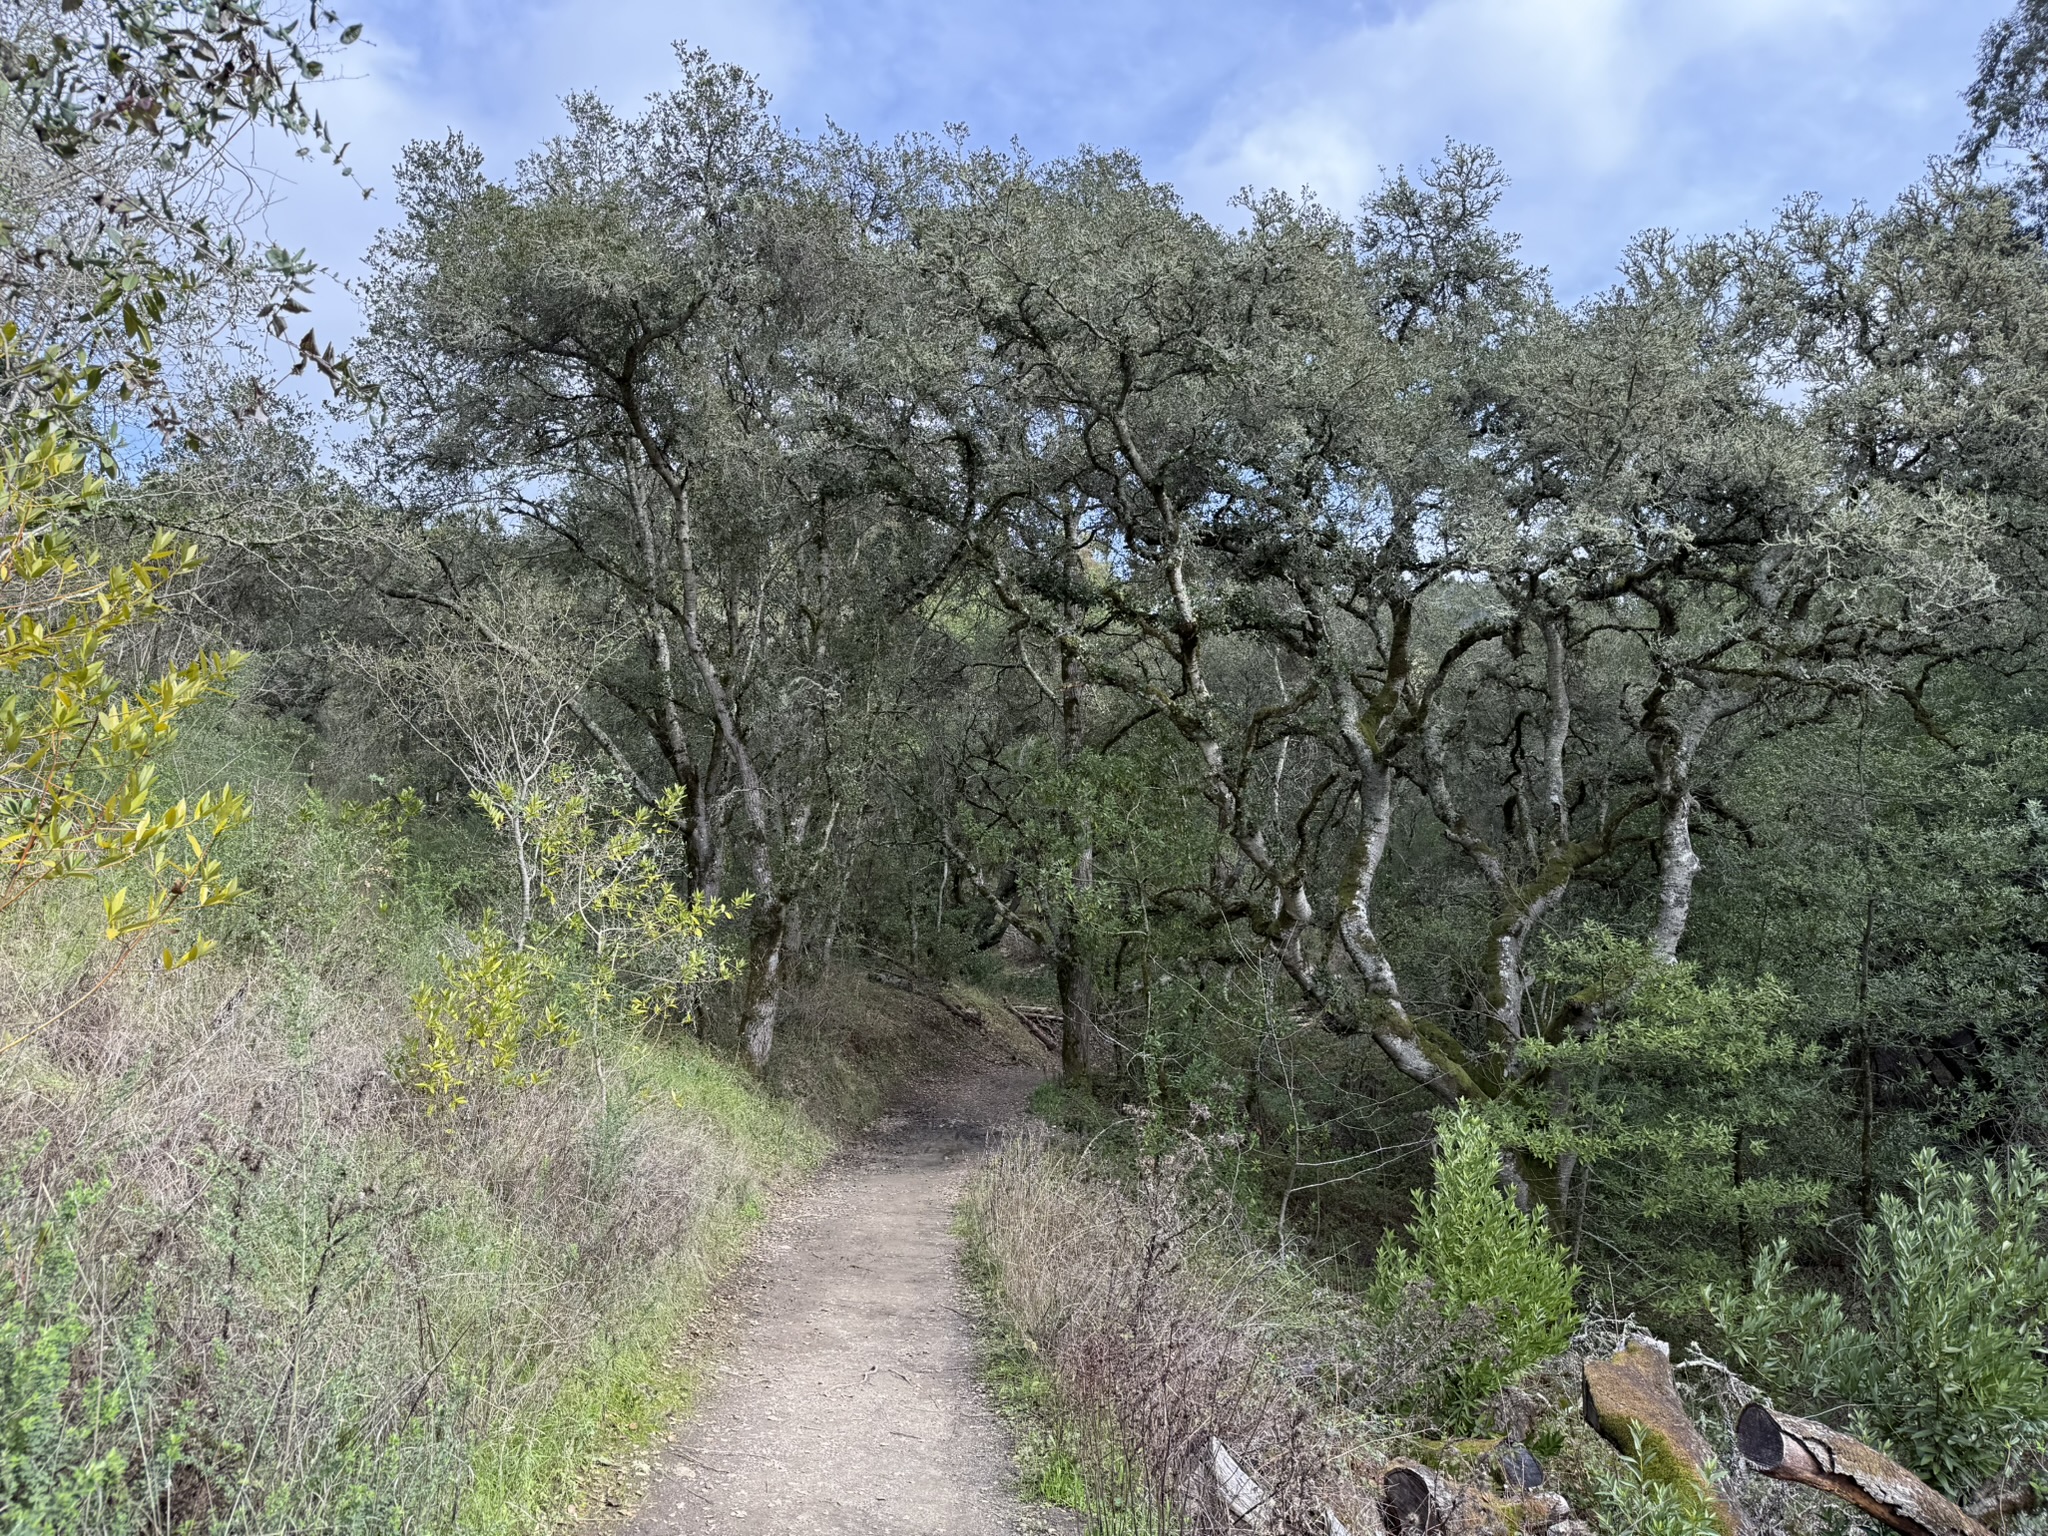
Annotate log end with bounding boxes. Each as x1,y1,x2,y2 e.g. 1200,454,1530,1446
1734,1401,1785,1471
1740,1404,1996,1536
1383,1465,1431,1522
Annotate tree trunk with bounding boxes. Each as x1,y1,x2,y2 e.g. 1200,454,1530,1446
741,899,789,1068
1055,512,1096,1084
1055,943,1094,1080
1735,1403,1990,1536
1645,688,1731,963
629,473,788,1062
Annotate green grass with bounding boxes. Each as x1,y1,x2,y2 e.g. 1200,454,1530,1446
455,1032,826,1533
458,1189,754,1530
979,1329,1092,1511
649,1037,832,1175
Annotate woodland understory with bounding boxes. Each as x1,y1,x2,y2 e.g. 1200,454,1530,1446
5,1,2048,1532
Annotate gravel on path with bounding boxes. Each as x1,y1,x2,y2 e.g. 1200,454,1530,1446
613,1051,1071,1536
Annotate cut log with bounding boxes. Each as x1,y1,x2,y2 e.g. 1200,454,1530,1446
1735,1403,1992,1536
1385,1462,1486,1535
1407,1436,1543,1487
1381,1460,1571,1535
1582,1338,1745,1536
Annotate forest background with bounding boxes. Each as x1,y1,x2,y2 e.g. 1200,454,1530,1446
6,0,2048,1531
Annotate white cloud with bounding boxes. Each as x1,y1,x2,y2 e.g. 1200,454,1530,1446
250,0,2008,356
1171,0,1993,293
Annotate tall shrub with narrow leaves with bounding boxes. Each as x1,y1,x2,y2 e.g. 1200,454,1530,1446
1710,1147,2048,1496
1374,1108,1580,1424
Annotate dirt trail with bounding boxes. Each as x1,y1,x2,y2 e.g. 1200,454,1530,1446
615,1051,1066,1536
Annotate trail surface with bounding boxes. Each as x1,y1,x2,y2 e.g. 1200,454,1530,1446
615,1052,1065,1536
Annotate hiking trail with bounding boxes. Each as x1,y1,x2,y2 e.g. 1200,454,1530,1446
607,1048,1073,1536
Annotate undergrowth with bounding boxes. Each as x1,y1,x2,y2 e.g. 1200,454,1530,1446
958,1122,1406,1535
959,1211,1170,1536
0,706,857,1535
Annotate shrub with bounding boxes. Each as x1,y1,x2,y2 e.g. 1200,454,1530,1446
1513,926,1826,1299
962,1123,1532,1532
961,1127,1354,1531
1709,1146,2048,1496
522,771,742,1029
0,721,834,1534
0,1170,173,1536
0,403,248,1017
1371,1106,1579,1424
1585,1426,1731,1536
402,922,578,1115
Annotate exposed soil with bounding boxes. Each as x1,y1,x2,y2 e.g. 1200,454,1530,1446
609,1033,1072,1535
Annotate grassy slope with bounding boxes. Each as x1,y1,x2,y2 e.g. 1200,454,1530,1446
0,706,927,1535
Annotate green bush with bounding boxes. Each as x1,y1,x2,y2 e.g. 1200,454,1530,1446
0,1171,174,1536
1709,1146,2048,1496
1584,1426,1730,1536
1511,927,1827,1302
0,713,844,1534
1371,1107,1579,1425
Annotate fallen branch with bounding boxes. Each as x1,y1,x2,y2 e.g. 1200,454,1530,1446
1004,1000,1061,1054
863,969,995,1033
1965,1481,2041,1527
1204,1436,1354,1534
1210,1436,1270,1526
1735,1403,1992,1536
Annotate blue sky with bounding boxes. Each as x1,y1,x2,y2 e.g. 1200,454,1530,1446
267,0,2009,335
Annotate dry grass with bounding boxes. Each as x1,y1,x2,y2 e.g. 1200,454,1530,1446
0,722,840,1536
960,1123,1514,1535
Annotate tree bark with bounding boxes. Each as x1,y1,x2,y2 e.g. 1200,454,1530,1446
1051,505,1100,1079
1582,1339,1746,1536
1054,946,1095,1079
1735,1403,1991,1536
1645,688,1732,962
740,897,788,1069
627,470,787,1063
